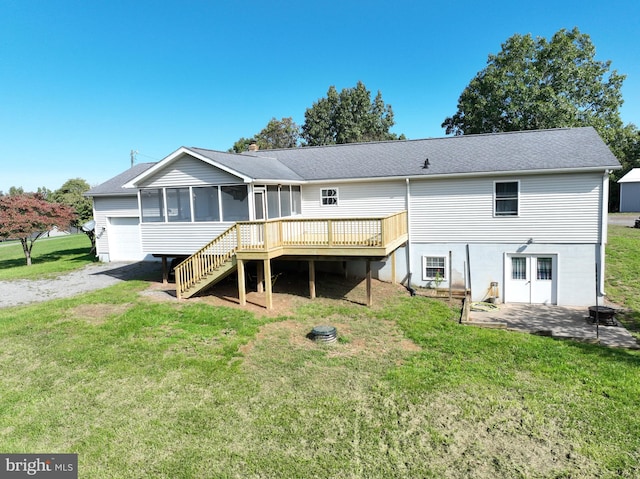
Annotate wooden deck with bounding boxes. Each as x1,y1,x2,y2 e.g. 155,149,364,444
174,211,408,305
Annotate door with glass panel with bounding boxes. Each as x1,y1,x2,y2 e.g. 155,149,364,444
506,255,557,304
253,189,266,221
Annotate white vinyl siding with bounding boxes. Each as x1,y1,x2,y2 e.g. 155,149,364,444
140,222,234,255
301,181,406,217
140,155,242,188
410,172,602,244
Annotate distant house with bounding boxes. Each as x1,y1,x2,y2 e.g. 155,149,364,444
618,168,640,212
86,127,620,307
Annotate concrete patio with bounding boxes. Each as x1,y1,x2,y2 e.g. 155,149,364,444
467,303,639,349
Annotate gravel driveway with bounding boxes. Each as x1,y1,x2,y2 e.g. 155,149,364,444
0,261,162,308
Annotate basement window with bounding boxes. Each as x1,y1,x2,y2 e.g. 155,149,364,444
422,256,447,281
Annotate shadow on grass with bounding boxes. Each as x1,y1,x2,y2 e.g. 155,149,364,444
0,247,96,269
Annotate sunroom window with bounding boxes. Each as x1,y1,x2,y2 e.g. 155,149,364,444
221,185,249,221
166,188,191,222
141,189,164,222
193,186,220,222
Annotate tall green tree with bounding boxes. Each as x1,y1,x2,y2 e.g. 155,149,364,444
51,178,96,250
52,178,93,225
230,117,300,153
441,27,638,210
302,81,402,146
442,28,626,137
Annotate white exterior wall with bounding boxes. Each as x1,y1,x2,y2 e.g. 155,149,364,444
341,172,605,305
140,222,235,255
409,172,601,244
93,196,142,262
301,180,406,217
141,155,242,187
408,242,597,306
620,182,640,212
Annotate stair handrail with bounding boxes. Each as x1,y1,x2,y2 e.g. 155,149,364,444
174,224,239,299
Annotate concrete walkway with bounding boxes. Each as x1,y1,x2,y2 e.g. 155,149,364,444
468,303,639,349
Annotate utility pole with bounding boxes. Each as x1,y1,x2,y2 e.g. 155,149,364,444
130,150,138,168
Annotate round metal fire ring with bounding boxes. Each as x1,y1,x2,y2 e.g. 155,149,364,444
310,325,338,344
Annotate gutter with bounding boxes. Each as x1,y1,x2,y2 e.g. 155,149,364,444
405,178,415,296
299,166,622,185
598,170,611,296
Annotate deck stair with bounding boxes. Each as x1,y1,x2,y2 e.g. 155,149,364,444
174,225,239,299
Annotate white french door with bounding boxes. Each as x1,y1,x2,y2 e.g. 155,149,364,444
505,254,557,305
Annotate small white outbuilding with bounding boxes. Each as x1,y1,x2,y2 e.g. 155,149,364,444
618,168,640,212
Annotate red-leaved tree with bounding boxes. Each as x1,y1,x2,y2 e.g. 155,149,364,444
0,194,76,266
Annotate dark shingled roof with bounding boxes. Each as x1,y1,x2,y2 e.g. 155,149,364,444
85,162,155,196
247,127,620,180
87,128,621,196
187,147,303,181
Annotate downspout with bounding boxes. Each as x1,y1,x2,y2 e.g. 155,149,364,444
405,178,415,296
598,170,611,297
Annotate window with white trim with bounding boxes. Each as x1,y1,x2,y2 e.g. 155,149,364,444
494,181,519,216
422,256,447,281
321,188,338,206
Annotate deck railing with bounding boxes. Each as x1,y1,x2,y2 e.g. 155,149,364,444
175,211,407,298
237,211,407,251
174,225,238,298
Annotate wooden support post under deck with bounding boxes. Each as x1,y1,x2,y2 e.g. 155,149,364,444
162,256,168,285
256,261,264,293
237,259,246,306
366,260,372,307
309,260,316,299
264,259,273,310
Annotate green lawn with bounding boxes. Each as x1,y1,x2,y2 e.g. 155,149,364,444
605,224,640,339
0,234,94,280
0,228,639,477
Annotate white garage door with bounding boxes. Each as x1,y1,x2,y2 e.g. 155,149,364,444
505,254,557,305
107,217,144,261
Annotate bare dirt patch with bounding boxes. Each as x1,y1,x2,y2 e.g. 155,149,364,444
143,268,416,318
67,303,132,325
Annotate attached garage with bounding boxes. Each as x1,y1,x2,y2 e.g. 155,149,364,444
107,217,144,261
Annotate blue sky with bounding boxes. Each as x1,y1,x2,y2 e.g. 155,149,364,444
1,0,638,193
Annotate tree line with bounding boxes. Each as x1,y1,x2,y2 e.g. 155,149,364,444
232,28,638,210
229,81,405,153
